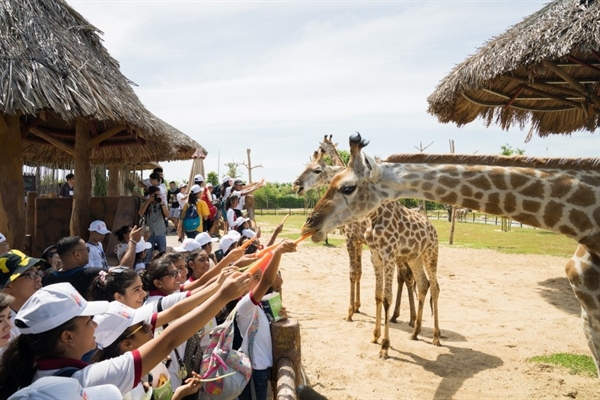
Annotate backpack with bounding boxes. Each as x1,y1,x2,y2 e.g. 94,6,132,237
182,204,200,232
199,306,259,400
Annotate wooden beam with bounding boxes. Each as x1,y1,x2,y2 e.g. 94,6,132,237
566,55,600,74
89,124,126,148
70,118,91,237
510,76,584,98
482,88,584,104
97,140,141,148
29,127,75,155
542,60,600,106
461,93,577,112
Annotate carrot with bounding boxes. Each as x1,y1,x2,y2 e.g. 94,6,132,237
239,237,256,250
294,231,313,244
243,251,273,275
280,214,290,225
254,243,279,258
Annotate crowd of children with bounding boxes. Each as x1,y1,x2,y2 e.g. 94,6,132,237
0,169,296,400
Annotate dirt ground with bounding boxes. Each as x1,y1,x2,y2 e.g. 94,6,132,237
277,242,600,399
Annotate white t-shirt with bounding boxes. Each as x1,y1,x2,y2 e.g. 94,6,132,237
176,192,187,208
236,292,272,370
85,242,108,270
34,350,142,395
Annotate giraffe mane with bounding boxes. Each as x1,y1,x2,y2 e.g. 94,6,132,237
384,153,600,171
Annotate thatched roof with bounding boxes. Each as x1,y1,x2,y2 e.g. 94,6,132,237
427,0,600,137
1,0,205,164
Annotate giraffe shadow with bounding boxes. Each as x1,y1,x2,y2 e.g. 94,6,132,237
387,344,503,399
536,276,581,316
357,312,468,343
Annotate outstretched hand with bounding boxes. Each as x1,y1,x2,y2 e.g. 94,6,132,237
275,240,297,254
220,272,251,300
130,225,143,242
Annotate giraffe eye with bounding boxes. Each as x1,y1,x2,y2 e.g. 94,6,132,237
340,185,356,195
313,169,322,174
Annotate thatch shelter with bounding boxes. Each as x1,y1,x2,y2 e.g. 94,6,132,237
427,0,600,138
0,0,204,249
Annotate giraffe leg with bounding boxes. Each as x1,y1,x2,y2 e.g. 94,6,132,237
380,259,395,359
581,308,600,377
409,258,429,342
371,252,383,344
345,239,362,321
390,263,403,324
426,259,441,346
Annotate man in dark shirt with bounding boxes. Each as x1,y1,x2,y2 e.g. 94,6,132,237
59,173,75,198
43,227,141,298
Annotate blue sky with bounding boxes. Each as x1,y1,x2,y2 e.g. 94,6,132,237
68,0,599,183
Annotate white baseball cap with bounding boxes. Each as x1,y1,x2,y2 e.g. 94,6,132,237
221,176,232,184
219,231,241,254
194,174,204,182
0,233,6,243
8,377,122,400
194,232,218,248
94,302,153,349
135,238,152,254
15,283,109,334
190,184,202,194
242,229,256,239
178,182,187,189
173,238,202,253
235,217,250,227
87,220,111,235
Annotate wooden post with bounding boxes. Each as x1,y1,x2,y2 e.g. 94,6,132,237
26,191,37,253
70,118,92,237
107,165,120,197
271,319,302,397
0,113,26,250
276,358,297,400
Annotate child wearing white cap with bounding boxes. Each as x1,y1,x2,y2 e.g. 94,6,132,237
0,277,251,399
85,220,110,270
0,233,9,255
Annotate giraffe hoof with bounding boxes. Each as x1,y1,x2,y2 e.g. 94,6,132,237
379,350,389,359
409,334,419,341
389,317,398,324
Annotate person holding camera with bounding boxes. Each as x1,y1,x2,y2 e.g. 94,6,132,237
139,186,169,265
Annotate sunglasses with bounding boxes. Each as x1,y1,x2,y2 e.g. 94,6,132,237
46,252,57,258
17,270,43,281
162,269,179,279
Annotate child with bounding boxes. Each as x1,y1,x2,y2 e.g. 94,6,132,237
236,240,296,400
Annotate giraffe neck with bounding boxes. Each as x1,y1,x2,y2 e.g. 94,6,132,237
378,162,600,245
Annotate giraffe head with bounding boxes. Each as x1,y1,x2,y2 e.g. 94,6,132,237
301,133,387,242
292,147,344,195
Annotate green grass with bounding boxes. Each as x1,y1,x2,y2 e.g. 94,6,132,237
255,213,577,257
528,354,597,377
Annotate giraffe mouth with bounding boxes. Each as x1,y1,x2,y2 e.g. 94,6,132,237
293,185,304,196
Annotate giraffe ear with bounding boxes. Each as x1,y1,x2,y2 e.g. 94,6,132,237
363,153,382,181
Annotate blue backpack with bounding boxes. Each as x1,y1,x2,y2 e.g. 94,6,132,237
183,204,200,231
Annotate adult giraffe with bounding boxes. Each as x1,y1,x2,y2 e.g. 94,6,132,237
302,133,600,376
294,137,441,358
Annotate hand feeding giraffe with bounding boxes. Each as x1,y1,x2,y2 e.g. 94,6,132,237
293,136,440,358
302,133,600,375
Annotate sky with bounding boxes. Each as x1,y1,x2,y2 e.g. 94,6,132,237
67,0,600,184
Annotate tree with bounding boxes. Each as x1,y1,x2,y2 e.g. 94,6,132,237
206,171,219,188
500,143,525,156
224,161,243,180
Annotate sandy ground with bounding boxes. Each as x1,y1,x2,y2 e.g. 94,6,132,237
277,242,599,400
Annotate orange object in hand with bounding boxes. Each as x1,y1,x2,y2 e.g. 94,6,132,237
294,231,313,244
244,251,274,275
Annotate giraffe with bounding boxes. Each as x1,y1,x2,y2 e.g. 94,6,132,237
294,136,441,358
302,133,600,376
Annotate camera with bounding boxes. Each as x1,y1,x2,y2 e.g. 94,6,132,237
155,196,162,203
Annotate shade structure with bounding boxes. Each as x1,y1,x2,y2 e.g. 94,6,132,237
427,0,600,138
0,0,205,247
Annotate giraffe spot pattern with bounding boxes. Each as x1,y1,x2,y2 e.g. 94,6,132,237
467,175,492,191
569,209,593,232
512,213,540,227
567,186,597,208
489,169,509,190
549,176,573,198
438,175,461,189
460,185,473,198
519,180,546,199
504,192,517,213
522,199,541,213
543,201,564,228
509,173,531,190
